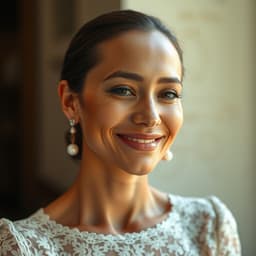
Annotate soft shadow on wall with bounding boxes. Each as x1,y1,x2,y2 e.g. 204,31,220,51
0,0,61,219
0,1,23,219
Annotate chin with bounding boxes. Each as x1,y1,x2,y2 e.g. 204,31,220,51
125,169,152,176
120,161,157,176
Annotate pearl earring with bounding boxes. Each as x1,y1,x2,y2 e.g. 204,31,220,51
162,150,173,161
67,119,79,156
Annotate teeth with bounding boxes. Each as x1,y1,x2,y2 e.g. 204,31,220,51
126,136,156,144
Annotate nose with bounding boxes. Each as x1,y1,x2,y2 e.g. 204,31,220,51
131,97,161,127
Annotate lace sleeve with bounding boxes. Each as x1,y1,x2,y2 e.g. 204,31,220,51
0,219,30,256
209,196,241,256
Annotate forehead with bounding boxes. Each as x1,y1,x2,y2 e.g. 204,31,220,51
89,30,182,80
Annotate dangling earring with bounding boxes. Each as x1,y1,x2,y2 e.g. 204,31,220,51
162,150,173,161
67,119,79,156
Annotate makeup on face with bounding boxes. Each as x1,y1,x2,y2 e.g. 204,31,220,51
78,30,183,175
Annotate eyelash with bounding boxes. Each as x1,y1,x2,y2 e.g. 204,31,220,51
159,90,182,101
107,86,135,97
107,86,182,101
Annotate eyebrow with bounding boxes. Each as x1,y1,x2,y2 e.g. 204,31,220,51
103,70,182,85
104,71,143,82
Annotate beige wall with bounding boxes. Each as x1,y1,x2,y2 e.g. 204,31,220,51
37,0,255,255
122,0,255,255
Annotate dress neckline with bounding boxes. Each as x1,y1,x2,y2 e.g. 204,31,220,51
34,194,177,239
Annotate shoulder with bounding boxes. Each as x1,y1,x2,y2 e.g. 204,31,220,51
170,194,241,255
170,194,236,220
207,196,241,255
178,195,240,240
170,194,218,219
206,196,238,231
0,217,28,255
0,209,53,255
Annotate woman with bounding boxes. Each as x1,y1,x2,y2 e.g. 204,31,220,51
0,10,241,255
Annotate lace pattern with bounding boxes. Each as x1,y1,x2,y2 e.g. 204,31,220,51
0,195,241,255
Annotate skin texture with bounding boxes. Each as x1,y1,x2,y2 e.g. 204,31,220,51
45,30,183,234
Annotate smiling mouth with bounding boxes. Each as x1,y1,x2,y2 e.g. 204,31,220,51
117,134,164,151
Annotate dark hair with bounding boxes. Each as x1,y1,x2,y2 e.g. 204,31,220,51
61,9,184,160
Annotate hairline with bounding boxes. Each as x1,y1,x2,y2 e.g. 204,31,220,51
80,27,183,90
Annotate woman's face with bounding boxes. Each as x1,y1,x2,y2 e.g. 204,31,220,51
77,30,183,175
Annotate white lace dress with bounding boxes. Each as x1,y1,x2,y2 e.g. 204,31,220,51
0,195,241,256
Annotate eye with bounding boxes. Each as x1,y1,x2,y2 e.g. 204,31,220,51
108,86,135,97
159,90,182,101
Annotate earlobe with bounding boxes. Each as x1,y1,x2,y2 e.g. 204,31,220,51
58,80,80,121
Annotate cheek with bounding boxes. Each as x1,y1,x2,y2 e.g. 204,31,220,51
164,104,183,136
82,95,128,129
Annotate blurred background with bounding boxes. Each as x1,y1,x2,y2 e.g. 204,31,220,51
0,0,255,255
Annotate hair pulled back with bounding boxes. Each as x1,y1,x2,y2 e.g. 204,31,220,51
61,9,184,160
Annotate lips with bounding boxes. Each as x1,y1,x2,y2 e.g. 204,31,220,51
117,133,164,151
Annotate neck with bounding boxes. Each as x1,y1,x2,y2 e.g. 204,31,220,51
75,158,157,233
45,151,169,234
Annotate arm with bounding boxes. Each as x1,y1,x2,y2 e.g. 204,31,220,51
209,196,241,256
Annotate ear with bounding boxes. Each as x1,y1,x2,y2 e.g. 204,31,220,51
58,80,80,122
